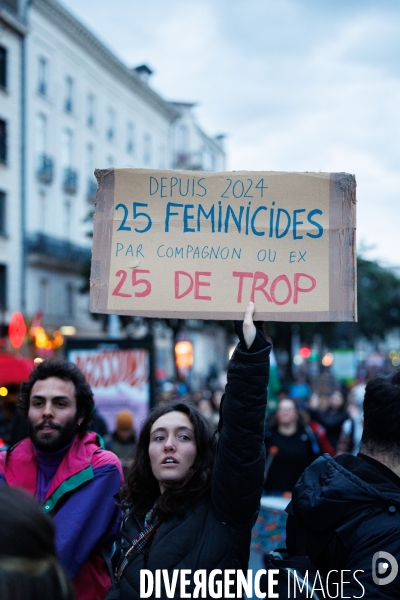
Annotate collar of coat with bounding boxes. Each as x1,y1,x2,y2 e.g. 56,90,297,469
0,432,103,509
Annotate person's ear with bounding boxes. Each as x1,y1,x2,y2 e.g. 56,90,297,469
77,413,84,427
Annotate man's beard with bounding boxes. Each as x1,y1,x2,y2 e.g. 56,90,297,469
29,415,80,452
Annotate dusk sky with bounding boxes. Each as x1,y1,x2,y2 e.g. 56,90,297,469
61,0,400,267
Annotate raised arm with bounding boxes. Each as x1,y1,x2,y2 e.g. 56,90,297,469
212,302,271,525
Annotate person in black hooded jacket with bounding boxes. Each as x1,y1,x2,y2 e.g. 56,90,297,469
106,303,270,599
286,369,400,599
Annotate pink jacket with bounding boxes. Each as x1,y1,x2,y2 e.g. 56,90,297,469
0,432,123,600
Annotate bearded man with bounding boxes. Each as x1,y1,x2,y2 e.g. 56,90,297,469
0,358,123,600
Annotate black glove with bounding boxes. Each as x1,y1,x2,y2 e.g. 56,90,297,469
233,320,267,353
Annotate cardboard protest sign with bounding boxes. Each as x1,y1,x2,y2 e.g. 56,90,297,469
90,169,356,321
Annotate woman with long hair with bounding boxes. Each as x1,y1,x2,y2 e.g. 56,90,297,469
264,397,322,495
308,388,349,452
106,303,271,599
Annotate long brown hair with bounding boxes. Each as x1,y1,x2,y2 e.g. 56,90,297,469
120,401,216,519
267,398,307,431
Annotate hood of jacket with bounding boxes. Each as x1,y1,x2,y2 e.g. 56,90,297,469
287,453,400,534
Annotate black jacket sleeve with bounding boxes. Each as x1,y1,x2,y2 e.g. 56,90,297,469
211,340,271,526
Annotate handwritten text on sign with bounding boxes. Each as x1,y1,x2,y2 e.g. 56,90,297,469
90,169,356,321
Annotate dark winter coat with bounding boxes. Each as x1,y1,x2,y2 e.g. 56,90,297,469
308,407,348,450
286,453,400,599
106,341,271,599
264,425,322,494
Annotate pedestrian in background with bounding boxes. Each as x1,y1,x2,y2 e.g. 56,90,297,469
336,382,364,455
264,398,322,495
287,370,400,597
196,396,214,425
210,389,224,429
0,359,123,600
0,485,74,600
109,410,137,477
308,388,349,452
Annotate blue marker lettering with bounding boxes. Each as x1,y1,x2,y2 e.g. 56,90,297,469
150,176,158,195
251,206,267,236
307,209,324,238
224,205,244,233
293,209,306,240
165,203,183,232
183,204,195,233
275,208,291,238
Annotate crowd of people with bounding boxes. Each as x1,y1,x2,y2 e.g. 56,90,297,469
261,383,365,496
2,305,400,598
0,304,271,599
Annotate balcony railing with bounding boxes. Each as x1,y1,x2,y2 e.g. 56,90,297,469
173,152,203,171
63,167,78,194
86,179,98,202
37,154,54,184
64,98,73,113
26,233,91,268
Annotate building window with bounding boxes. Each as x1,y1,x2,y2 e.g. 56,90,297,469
86,143,97,200
64,199,72,240
211,153,216,172
0,264,6,311
143,133,151,165
177,125,189,155
0,191,6,235
66,283,74,317
86,143,94,178
37,57,48,96
0,119,7,163
2,0,18,10
87,93,95,128
126,122,135,154
159,144,165,169
36,114,53,184
37,113,47,155
62,128,73,167
39,278,49,314
62,129,78,194
106,107,115,141
64,76,74,113
202,147,213,171
39,191,46,233
0,46,7,89
107,155,114,168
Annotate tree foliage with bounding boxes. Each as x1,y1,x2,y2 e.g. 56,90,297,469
267,256,400,353
353,256,400,339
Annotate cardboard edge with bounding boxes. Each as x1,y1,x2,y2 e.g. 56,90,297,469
90,169,115,313
89,307,354,322
329,173,357,322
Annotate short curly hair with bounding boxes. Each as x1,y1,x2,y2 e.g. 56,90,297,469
361,369,400,456
18,358,94,432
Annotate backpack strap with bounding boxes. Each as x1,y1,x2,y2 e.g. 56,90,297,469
304,425,321,457
115,519,161,582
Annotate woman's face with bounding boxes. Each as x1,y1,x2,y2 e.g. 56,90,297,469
329,391,344,409
149,411,197,493
276,399,297,426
